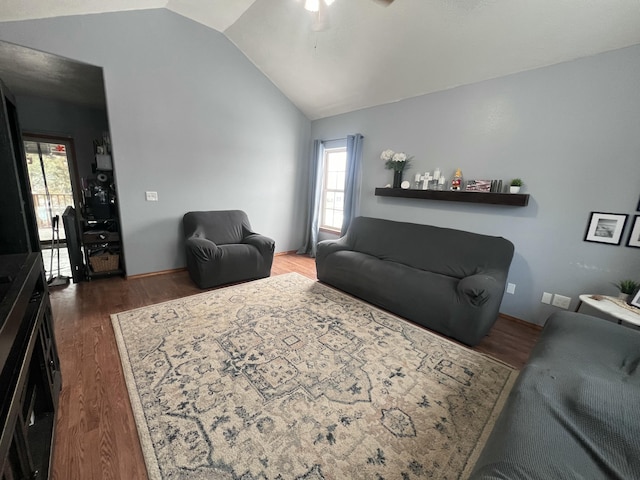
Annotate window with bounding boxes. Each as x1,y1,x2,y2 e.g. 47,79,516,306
320,147,347,232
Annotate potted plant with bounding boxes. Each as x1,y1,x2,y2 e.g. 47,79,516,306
381,149,413,188
509,178,523,193
614,279,639,301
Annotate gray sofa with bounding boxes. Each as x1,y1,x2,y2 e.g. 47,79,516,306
471,311,640,479
316,216,514,346
183,210,274,289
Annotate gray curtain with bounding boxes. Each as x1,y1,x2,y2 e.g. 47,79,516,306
341,134,363,236
297,140,325,257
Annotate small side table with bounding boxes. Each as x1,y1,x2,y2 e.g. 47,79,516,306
576,294,640,327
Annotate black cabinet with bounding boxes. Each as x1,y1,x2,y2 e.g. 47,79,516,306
0,253,61,479
81,216,123,280
0,79,60,479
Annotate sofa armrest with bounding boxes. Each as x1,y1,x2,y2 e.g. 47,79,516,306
316,237,351,263
457,273,502,306
186,236,219,262
243,233,275,257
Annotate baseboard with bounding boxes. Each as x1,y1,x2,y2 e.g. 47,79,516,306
498,312,543,330
275,250,298,256
126,252,298,279
126,267,187,280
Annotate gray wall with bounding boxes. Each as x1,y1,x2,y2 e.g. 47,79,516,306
0,9,310,276
311,44,640,325
15,95,109,181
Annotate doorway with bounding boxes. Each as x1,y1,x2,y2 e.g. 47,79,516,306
23,135,80,280
23,135,80,244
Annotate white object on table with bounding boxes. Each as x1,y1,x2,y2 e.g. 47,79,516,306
576,294,640,327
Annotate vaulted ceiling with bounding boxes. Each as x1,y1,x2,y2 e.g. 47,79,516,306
1,0,640,119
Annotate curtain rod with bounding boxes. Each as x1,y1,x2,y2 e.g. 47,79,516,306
320,134,364,143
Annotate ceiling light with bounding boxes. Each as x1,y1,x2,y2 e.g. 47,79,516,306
304,0,336,13
304,0,320,12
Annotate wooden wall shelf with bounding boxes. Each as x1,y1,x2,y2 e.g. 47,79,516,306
375,188,530,206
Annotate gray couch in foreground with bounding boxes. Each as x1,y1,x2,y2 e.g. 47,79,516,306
316,216,514,345
471,311,640,479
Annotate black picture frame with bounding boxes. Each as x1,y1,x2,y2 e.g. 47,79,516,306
626,215,640,248
629,286,640,308
583,212,628,245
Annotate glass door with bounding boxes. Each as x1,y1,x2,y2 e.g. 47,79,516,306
23,137,78,243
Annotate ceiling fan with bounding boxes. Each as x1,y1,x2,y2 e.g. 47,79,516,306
302,0,395,31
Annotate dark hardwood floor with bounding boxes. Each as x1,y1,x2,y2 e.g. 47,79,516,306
47,253,540,480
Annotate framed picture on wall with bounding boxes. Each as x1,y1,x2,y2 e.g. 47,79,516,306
626,215,640,248
584,212,628,245
628,287,640,308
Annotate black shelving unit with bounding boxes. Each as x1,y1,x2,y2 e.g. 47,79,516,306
81,216,123,280
79,147,125,281
375,188,530,206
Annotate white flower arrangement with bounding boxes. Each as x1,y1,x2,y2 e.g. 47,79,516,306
381,149,395,161
381,149,412,172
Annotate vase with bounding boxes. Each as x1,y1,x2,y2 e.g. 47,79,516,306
618,293,629,302
393,170,403,188
509,186,521,194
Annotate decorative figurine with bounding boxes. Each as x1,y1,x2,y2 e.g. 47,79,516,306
451,168,463,191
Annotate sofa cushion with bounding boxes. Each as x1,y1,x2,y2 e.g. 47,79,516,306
344,216,513,279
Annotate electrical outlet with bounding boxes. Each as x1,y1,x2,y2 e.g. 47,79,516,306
145,191,158,202
552,294,571,309
506,283,516,294
541,292,553,304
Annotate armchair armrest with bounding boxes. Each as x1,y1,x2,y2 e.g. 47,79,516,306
243,233,275,257
185,236,219,262
457,273,502,307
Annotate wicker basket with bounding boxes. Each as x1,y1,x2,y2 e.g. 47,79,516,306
89,253,119,272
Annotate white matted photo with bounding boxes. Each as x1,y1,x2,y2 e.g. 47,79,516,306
626,215,640,248
629,287,640,308
584,212,628,245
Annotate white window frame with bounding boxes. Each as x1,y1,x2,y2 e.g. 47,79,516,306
320,146,347,233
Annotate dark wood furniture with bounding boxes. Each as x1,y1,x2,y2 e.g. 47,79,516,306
0,80,40,255
0,253,61,479
375,188,530,206
1,78,61,479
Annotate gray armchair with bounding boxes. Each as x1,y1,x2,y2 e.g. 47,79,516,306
183,210,275,288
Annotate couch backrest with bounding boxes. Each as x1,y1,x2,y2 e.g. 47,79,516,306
344,216,514,279
183,210,252,245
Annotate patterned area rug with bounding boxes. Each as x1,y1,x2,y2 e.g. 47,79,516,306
111,273,517,480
